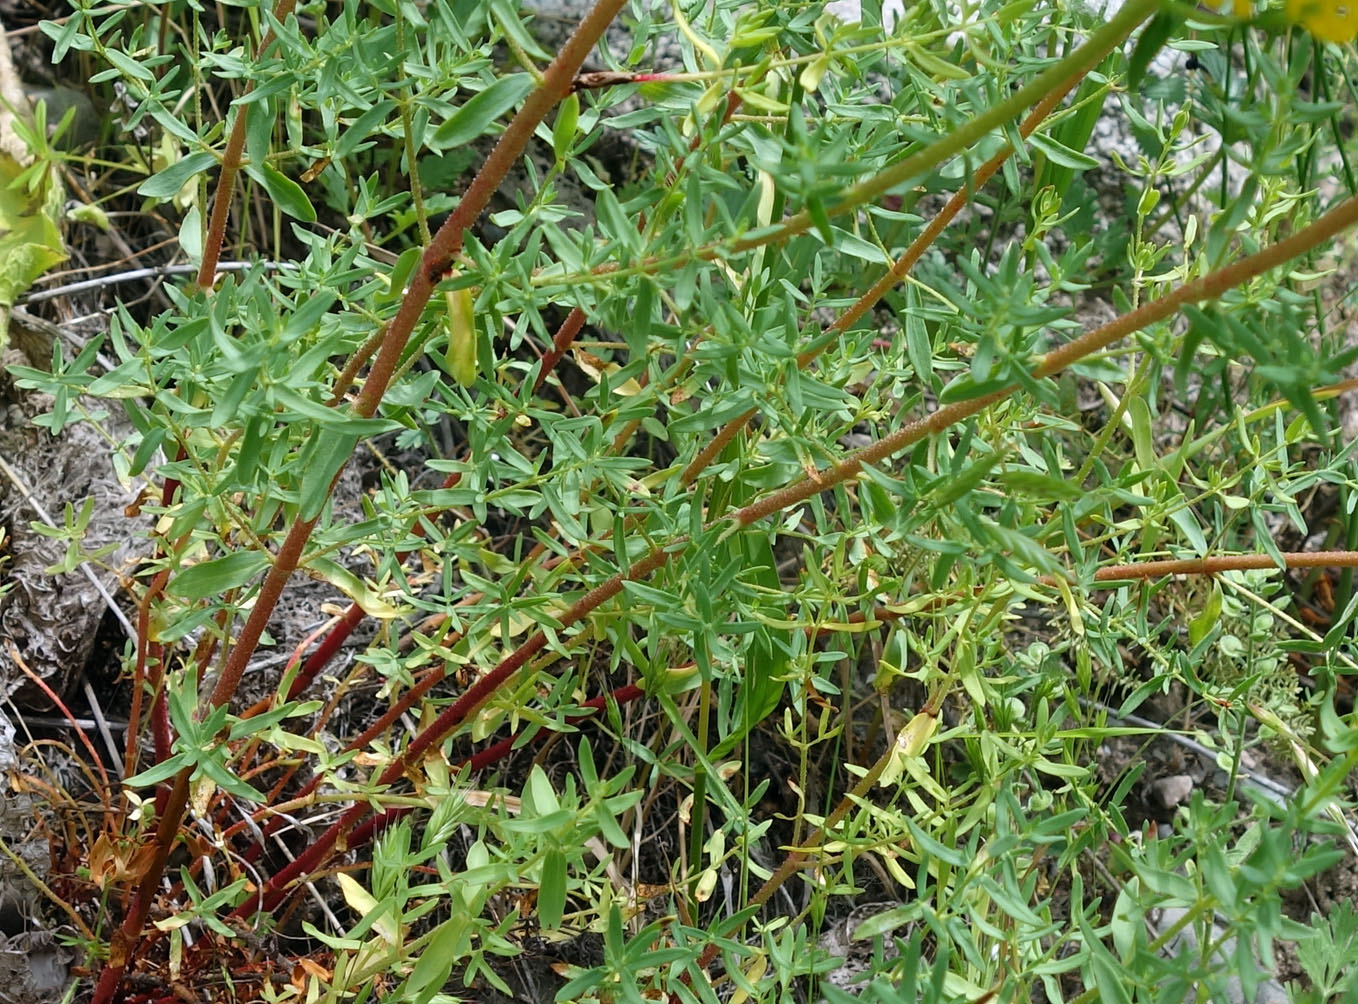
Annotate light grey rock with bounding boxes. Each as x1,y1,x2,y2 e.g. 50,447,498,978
1150,774,1195,812
0,709,14,773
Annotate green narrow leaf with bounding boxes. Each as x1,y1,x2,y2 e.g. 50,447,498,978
44,17,87,62
407,917,461,1001
433,74,536,147
489,0,552,59
168,550,271,600
926,449,1003,510
1127,11,1175,91
196,754,268,802
1027,131,1099,170
128,427,167,478
333,100,396,161
244,98,271,172
1129,396,1155,470
831,227,890,264
552,92,579,162
908,44,972,80
267,386,398,433
245,163,317,223
526,764,561,815
231,415,269,489
1167,501,1207,556
298,429,359,521
1188,582,1223,646
380,246,424,305
124,753,192,788
210,369,257,427
282,289,337,343
538,848,567,931
807,194,834,244
595,186,636,252
86,357,151,398
138,151,217,198
103,47,155,81
904,285,932,384
629,279,654,354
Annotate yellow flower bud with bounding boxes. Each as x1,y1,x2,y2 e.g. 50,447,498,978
1287,0,1358,42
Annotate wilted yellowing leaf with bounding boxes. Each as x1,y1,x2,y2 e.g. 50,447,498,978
0,156,66,348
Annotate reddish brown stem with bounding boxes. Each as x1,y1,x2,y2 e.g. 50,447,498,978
534,308,587,394
241,189,1358,923
124,568,170,779
680,70,1084,488
208,515,318,710
288,602,367,699
123,449,185,783
1042,550,1358,585
345,682,647,850
729,195,1358,535
90,771,191,1004
128,1,620,907
572,70,680,91
255,64,733,716
150,684,171,768
232,585,492,860
328,324,387,407
462,682,645,770
236,581,910,860
195,0,299,290
237,544,671,918
101,0,621,973
245,296,580,716
236,473,464,724
540,0,1156,295
235,659,454,863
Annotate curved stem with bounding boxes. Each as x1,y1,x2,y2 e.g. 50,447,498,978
344,682,649,851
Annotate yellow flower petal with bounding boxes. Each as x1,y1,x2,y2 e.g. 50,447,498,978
1287,0,1358,42
1232,0,1251,17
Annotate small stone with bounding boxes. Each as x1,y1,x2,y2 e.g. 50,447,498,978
0,709,14,772
1150,774,1194,811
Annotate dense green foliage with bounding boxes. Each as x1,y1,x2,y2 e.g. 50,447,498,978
8,0,1358,1000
